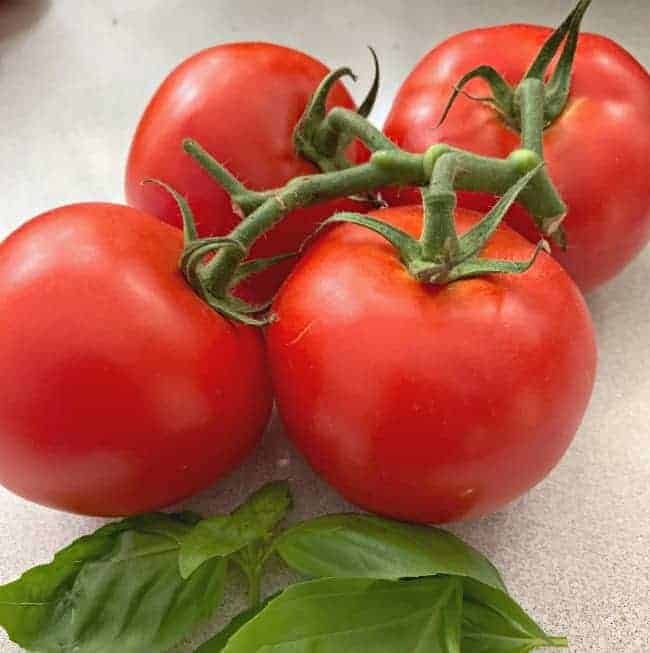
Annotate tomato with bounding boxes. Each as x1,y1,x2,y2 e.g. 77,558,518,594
126,42,366,303
267,205,596,523
383,26,650,292
0,203,272,516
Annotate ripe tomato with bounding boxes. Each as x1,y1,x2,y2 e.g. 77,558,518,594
0,203,272,516
126,42,366,303
383,26,650,292
267,205,596,523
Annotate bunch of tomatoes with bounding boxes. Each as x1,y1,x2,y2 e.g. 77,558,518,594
0,6,647,524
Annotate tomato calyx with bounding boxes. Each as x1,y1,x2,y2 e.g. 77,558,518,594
437,0,591,133
293,48,381,174
318,159,549,285
144,178,285,325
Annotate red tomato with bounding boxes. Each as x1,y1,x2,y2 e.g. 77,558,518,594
126,42,366,303
267,205,596,523
383,26,650,292
0,203,272,516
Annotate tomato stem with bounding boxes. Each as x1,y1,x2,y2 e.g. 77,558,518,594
317,107,397,160
516,79,545,157
513,78,568,240
420,153,460,262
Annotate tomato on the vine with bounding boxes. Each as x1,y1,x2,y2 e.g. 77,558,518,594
267,205,596,523
126,42,367,303
0,203,272,516
383,26,650,291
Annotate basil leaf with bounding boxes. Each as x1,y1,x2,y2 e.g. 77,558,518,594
220,576,462,653
462,579,568,652
180,481,292,578
195,594,279,653
275,514,505,590
0,513,226,653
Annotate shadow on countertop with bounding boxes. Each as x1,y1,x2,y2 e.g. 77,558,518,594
0,0,51,43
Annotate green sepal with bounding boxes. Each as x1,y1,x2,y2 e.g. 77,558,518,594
221,295,274,315
181,237,246,271
230,252,298,288
329,46,381,171
203,295,273,326
356,47,380,119
294,66,358,172
143,177,198,242
524,0,591,82
443,240,549,283
180,238,247,298
311,212,422,263
436,65,515,129
543,0,592,123
456,162,543,262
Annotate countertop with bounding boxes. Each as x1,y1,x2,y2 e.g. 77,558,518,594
0,1,648,651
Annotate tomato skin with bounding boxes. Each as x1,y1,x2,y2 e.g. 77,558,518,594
383,26,650,292
0,203,272,517
126,42,366,302
267,205,596,523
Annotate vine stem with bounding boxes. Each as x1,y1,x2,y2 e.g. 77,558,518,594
187,139,564,297
297,99,564,240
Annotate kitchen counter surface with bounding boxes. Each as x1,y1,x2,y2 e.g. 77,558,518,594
1,2,648,651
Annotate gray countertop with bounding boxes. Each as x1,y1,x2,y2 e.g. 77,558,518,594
1,1,648,651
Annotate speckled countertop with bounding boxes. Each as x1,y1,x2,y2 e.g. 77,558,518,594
1,1,649,651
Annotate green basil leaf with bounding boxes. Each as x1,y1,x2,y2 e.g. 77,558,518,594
195,594,279,653
275,514,505,591
180,481,292,578
220,576,462,653
462,579,568,652
0,513,226,653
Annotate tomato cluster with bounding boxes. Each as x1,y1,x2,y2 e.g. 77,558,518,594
0,9,646,523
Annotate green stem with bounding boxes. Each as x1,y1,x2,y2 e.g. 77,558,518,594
204,154,427,296
233,545,264,609
420,153,460,261
201,145,565,296
514,80,567,236
246,566,262,609
548,636,569,648
516,78,545,156
183,139,274,216
316,107,397,159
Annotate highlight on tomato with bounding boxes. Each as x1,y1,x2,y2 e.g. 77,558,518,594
125,42,370,303
0,203,272,516
383,0,650,291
